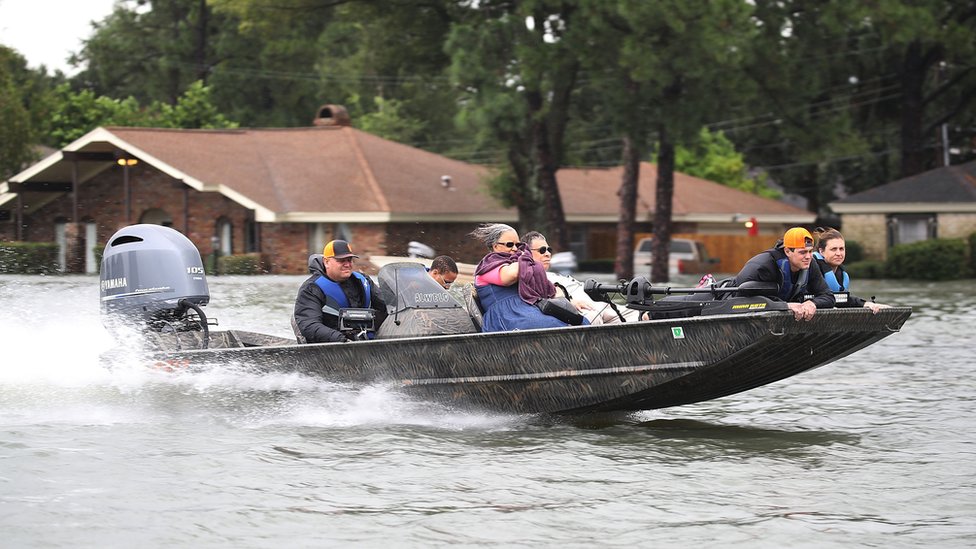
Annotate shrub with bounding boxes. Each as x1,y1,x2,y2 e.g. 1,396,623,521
969,233,976,276
216,253,264,275
845,240,865,263
845,260,885,279
93,244,105,272
885,238,968,280
0,242,60,274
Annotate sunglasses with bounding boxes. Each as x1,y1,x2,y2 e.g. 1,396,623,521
532,246,554,255
495,241,517,249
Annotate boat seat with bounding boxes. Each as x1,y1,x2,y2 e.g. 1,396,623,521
290,315,307,344
463,284,485,331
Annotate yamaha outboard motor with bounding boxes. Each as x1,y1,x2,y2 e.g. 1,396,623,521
100,224,213,347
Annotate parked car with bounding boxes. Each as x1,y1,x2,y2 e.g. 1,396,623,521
634,237,720,276
549,251,577,274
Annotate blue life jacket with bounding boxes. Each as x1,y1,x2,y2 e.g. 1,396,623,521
314,272,374,335
314,272,375,339
814,252,849,291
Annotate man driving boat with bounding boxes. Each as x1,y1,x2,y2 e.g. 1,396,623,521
293,239,387,343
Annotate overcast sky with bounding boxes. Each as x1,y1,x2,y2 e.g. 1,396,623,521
0,0,118,74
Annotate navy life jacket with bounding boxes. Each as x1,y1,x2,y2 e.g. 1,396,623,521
776,257,808,302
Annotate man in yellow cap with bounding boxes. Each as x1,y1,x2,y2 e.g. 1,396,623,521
293,239,387,343
731,227,834,321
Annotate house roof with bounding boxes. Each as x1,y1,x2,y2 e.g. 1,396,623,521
1,126,814,224
558,163,813,223
830,160,976,214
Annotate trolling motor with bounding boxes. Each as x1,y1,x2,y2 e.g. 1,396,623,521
583,276,786,319
100,224,216,348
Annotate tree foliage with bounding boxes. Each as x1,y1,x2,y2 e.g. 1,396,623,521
741,0,976,216
46,81,236,147
675,128,780,199
0,48,36,178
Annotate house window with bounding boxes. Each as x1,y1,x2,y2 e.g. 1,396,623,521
888,214,936,246
308,223,326,255
244,220,259,253
568,225,587,260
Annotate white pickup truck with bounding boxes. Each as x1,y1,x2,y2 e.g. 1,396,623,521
634,237,719,276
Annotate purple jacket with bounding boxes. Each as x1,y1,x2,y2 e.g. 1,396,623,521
474,246,556,304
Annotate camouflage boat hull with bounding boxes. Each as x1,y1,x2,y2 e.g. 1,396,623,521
141,307,912,415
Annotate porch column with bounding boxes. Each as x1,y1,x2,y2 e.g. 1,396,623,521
16,194,23,241
71,161,79,222
63,222,86,273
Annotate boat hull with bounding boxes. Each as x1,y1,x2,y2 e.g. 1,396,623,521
137,307,911,414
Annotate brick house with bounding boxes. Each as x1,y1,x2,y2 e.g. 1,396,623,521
1,109,813,273
830,160,976,260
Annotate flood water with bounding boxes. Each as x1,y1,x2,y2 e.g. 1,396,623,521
1,274,973,547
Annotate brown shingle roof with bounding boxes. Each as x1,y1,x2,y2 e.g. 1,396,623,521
108,126,505,218
558,163,812,218
5,126,812,223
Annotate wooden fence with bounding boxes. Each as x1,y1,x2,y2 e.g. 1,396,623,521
591,232,772,275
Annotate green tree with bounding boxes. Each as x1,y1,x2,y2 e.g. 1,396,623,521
355,96,426,144
675,128,780,199
0,71,33,179
0,47,38,178
45,81,236,147
155,80,238,128
740,1,976,217
448,0,585,247
210,0,462,142
577,0,754,281
46,84,144,146
74,0,220,104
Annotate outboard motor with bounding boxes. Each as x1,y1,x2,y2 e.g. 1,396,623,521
100,224,214,346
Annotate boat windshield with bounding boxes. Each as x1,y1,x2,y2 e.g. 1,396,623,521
377,262,463,313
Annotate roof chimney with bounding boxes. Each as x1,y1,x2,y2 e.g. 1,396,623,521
312,104,351,127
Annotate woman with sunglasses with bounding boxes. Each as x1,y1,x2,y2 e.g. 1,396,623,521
522,231,637,324
469,223,575,332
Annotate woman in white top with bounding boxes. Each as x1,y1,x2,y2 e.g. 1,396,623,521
522,231,639,324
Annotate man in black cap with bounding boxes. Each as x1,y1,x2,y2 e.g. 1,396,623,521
293,239,387,343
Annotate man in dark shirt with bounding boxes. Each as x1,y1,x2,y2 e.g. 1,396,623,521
428,255,459,289
293,239,387,343
732,227,835,321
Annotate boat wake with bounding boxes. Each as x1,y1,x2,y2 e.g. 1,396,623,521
0,308,519,431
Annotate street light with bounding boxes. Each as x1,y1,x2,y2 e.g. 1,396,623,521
118,157,139,223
